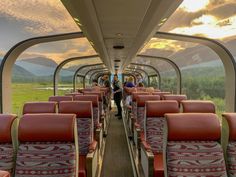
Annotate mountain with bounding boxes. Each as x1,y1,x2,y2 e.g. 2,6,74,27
20,57,57,67
16,57,73,77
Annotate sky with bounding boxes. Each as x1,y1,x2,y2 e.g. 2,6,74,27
142,0,236,57
0,0,236,64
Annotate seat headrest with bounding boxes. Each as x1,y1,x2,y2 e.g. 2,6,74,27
136,95,160,107
222,113,236,140
132,92,149,102
166,113,220,141
83,92,103,101
74,95,98,107
59,101,92,118
146,101,179,117
19,114,76,142
181,100,215,113
162,94,187,103
48,96,73,103
23,102,56,114
0,114,17,143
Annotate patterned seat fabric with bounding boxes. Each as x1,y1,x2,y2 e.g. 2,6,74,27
165,113,226,177
0,144,14,174
223,113,236,177
136,95,160,131
77,118,93,155
15,114,77,177
167,141,227,177
146,118,164,154
0,114,17,174
227,141,236,176
15,142,76,177
137,107,145,130
58,101,94,156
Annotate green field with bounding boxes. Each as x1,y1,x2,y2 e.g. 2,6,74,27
12,82,226,118
12,83,72,115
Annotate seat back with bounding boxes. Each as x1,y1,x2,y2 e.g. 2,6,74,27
48,96,73,103
181,100,216,113
136,95,160,131
165,113,226,177
74,95,100,128
59,101,93,155
0,115,17,174
222,113,236,177
84,92,104,116
22,102,56,114
162,94,187,106
145,101,179,154
131,92,149,118
15,114,78,177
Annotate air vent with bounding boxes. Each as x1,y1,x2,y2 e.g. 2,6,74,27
114,66,119,68
113,45,124,49
114,59,121,62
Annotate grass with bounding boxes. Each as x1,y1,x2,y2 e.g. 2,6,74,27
12,83,72,115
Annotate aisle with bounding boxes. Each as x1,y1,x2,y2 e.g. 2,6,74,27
100,111,134,177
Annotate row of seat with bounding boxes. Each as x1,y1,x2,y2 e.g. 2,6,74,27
0,88,112,177
122,87,236,177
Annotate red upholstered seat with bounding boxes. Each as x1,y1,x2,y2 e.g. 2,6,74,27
222,113,236,176
84,92,104,117
165,113,227,177
140,101,178,177
131,92,149,119
136,95,160,131
22,102,56,114
74,95,100,128
15,114,77,177
182,100,215,113
0,114,17,175
0,171,10,177
59,101,98,177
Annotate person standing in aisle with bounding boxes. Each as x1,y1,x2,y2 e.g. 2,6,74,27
112,75,122,119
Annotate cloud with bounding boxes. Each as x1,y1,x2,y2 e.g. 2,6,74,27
18,38,97,63
0,0,79,35
160,0,236,40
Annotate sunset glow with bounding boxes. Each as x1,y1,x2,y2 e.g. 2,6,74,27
180,0,209,12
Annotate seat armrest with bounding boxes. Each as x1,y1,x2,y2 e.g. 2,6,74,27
87,141,99,177
142,141,152,152
95,126,103,150
89,140,98,152
141,142,154,177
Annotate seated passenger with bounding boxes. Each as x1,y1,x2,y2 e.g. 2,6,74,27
125,76,135,88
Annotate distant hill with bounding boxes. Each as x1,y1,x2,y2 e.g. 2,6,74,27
16,57,73,77
20,57,57,67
